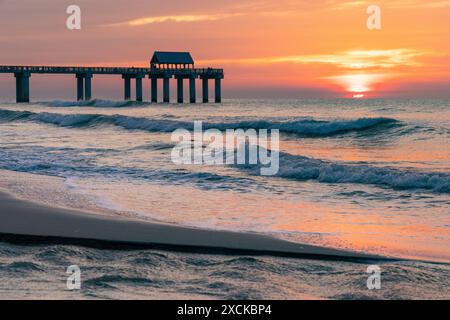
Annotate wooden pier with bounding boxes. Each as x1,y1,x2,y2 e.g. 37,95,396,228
0,52,224,103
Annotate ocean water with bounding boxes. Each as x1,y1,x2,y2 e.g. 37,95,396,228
0,98,449,299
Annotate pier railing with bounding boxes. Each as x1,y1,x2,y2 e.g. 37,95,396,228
0,65,224,77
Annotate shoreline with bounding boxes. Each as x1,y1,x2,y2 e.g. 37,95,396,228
0,191,389,262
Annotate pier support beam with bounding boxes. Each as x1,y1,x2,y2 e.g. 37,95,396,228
202,78,209,103
84,74,92,101
135,75,143,102
76,74,84,101
177,77,184,103
189,77,196,104
163,76,170,103
123,75,131,100
151,77,158,103
215,78,222,103
15,72,30,103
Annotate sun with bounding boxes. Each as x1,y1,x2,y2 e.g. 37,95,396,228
326,73,386,98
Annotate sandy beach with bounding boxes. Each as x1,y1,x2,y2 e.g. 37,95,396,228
0,190,387,261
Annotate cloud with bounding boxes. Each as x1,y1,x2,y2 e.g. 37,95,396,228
384,0,450,9
200,49,427,70
333,1,369,10
103,0,450,28
103,0,300,28
334,0,450,9
106,13,245,27
290,49,426,69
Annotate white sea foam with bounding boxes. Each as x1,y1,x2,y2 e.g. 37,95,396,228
40,99,143,108
238,151,450,193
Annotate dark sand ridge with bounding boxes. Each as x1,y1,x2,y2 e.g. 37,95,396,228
0,191,391,261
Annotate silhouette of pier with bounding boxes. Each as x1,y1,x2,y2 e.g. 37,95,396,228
0,52,224,103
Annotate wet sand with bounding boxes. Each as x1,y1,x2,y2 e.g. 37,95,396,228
0,191,388,261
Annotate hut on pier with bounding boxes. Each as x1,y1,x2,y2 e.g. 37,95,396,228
150,51,195,69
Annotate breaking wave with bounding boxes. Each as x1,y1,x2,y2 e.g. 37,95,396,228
39,99,144,108
238,151,450,193
0,108,400,137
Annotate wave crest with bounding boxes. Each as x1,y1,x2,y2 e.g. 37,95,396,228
0,108,400,137
40,99,143,108
239,151,450,193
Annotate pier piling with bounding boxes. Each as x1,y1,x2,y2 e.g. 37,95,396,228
163,76,170,103
14,72,30,103
136,75,143,102
84,74,92,101
177,77,184,103
76,74,84,101
123,75,131,100
189,77,196,104
151,77,158,103
202,78,209,103
215,78,222,103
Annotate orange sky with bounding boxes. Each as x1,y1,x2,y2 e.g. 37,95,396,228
0,0,449,98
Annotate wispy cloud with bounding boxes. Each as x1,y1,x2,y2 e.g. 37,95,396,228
333,1,370,10
106,13,245,27
200,49,427,70
292,49,426,69
334,0,450,9
104,1,298,28
384,0,450,9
